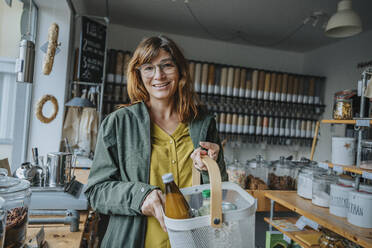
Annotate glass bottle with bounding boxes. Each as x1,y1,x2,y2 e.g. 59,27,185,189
162,173,192,219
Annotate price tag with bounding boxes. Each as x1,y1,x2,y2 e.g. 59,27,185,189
356,119,370,127
362,171,372,180
318,162,328,170
333,165,343,173
283,234,291,244
296,216,319,231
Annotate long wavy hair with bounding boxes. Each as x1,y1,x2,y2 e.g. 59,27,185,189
126,35,199,122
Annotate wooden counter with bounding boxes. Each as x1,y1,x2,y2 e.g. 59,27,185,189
26,168,91,247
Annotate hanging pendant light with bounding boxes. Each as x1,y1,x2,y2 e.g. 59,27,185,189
325,0,362,38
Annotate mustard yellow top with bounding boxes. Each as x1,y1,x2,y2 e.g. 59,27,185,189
145,122,194,248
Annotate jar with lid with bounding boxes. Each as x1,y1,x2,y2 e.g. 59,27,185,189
0,197,6,248
361,140,372,170
319,228,345,248
289,157,318,189
333,96,353,120
246,155,269,190
0,168,31,248
226,159,247,189
297,166,327,199
312,173,338,207
268,157,296,190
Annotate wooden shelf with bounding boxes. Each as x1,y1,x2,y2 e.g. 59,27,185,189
322,162,372,175
265,191,372,248
246,190,292,212
321,119,372,125
264,217,320,248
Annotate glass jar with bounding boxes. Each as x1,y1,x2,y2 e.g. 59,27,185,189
0,168,31,248
0,197,6,248
361,140,372,170
289,157,318,189
269,157,296,190
333,98,352,120
297,167,327,199
246,155,270,190
319,228,345,248
312,174,338,207
226,159,247,189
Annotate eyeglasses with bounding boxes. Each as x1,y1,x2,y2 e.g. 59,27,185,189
138,60,177,78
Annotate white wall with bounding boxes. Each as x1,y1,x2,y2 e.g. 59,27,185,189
303,30,372,162
108,24,304,73
27,0,72,162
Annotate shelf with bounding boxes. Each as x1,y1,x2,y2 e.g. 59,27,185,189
321,162,372,175
264,217,320,248
246,190,292,212
265,191,372,248
321,119,357,124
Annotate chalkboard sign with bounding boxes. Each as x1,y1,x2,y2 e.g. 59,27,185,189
78,16,106,83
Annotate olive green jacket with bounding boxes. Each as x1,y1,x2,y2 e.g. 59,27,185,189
84,101,227,248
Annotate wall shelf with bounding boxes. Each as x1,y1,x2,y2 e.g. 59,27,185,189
320,162,372,175
265,191,372,248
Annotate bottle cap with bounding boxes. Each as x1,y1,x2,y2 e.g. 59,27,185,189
162,173,174,183
202,189,210,198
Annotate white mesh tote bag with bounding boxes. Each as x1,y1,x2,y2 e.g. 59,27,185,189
164,156,257,248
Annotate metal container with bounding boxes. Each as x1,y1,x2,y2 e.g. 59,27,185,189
361,140,372,170
0,168,31,248
46,152,73,187
16,39,35,84
312,174,338,207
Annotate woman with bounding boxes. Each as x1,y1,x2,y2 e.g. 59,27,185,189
85,35,228,248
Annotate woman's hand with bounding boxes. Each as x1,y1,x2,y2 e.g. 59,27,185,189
141,189,166,232
190,141,220,171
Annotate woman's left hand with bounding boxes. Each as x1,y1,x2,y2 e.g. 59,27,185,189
190,141,220,171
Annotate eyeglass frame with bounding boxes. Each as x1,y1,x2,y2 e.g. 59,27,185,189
137,59,178,78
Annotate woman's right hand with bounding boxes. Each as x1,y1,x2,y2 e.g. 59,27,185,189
141,189,166,232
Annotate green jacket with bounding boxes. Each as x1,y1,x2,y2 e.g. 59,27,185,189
85,101,228,248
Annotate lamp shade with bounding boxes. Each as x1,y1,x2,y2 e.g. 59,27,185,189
65,97,95,108
325,0,362,38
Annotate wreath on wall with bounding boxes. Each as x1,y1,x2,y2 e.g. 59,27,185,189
35,94,59,123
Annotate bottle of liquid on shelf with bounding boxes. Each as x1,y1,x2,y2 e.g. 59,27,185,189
162,173,192,219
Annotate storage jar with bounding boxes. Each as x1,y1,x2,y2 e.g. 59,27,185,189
0,168,31,248
269,157,296,190
333,98,352,120
347,190,372,228
226,160,247,189
312,174,338,207
330,183,353,217
245,155,269,190
331,137,355,166
361,140,372,170
297,167,327,199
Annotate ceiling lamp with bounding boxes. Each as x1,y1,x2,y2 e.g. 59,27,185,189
325,0,362,38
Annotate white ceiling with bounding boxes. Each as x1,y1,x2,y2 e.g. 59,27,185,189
70,0,372,52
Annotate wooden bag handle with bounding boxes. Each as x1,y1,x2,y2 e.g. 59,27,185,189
192,156,222,228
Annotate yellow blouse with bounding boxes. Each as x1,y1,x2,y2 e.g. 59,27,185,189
145,122,194,248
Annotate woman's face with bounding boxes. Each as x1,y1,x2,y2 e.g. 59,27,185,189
139,49,179,103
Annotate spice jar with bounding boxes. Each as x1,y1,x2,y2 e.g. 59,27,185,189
312,174,338,207
333,98,353,120
246,155,270,190
226,160,247,189
319,228,345,248
269,157,296,190
361,140,372,170
0,168,31,248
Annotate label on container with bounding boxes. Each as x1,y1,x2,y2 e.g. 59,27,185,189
333,165,343,173
285,128,290,136
279,128,285,136
308,96,314,104
219,123,226,133
251,90,257,99
208,85,215,95
318,162,329,170
201,84,208,93
292,94,298,103
249,125,255,134
301,130,306,138
214,85,220,95
107,73,115,83
233,87,239,97
297,95,303,103
263,91,269,100
115,74,122,83
243,125,249,134
286,94,292,102
303,95,308,104
275,93,281,101
219,86,225,96
256,126,262,135
194,83,201,93
226,86,233,96
269,92,275,101
283,234,291,244
257,90,263,99
362,171,372,180
268,127,274,136
314,96,320,104
281,93,287,102
274,127,279,136
262,127,268,135
231,124,237,133
239,88,245,98
296,216,319,231
245,89,252,98
237,125,243,134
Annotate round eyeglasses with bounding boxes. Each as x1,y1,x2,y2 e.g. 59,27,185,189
138,60,177,78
